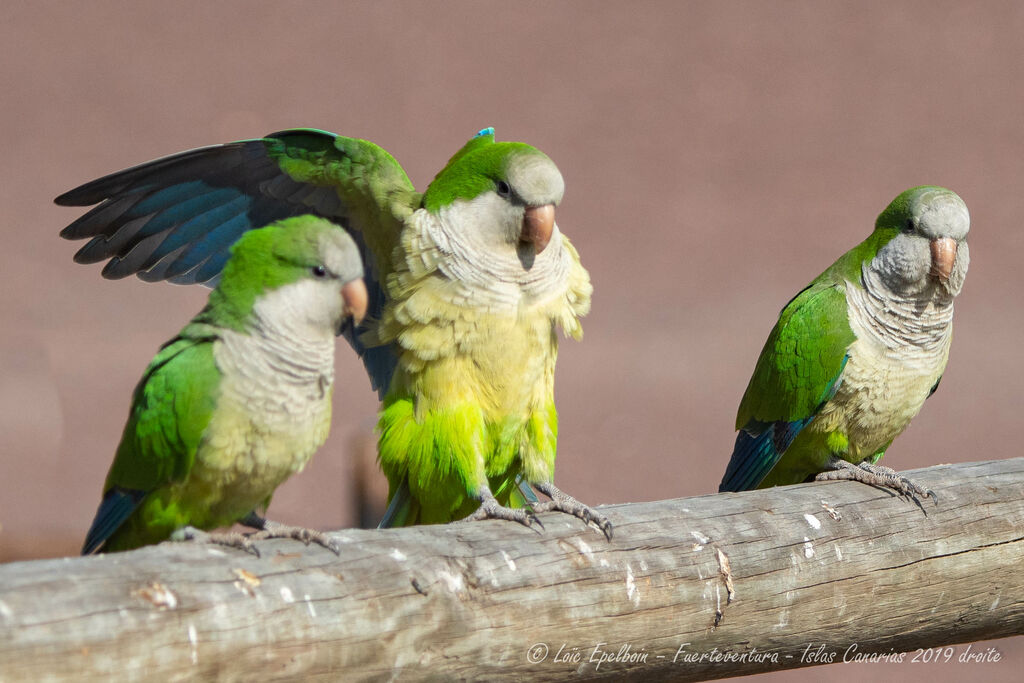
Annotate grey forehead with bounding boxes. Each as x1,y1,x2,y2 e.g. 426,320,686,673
318,229,365,282
506,153,565,206
913,189,970,240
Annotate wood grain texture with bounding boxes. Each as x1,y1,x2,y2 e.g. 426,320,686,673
1,458,1022,682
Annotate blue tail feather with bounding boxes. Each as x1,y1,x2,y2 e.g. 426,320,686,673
378,479,417,528
81,487,147,555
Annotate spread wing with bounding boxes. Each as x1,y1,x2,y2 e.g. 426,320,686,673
57,129,419,395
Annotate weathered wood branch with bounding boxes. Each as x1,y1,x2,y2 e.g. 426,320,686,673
1,458,1022,681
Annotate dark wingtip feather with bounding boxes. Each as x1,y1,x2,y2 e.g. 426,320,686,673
719,417,812,492
54,189,85,206
55,177,119,206
377,479,415,528
59,195,150,240
55,172,132,207
101,256,143,280
57,141,247,208
719,428,779,493
82,487,146,555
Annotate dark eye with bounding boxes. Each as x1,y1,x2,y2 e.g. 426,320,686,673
311,265,328,278
904,218,915,233
495,180,511,198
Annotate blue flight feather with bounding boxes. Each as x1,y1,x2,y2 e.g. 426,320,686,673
132,180,211,215
719,417,812,492
165,211,252,277
148,195,252,257
720,355,850,493
131,188,245,239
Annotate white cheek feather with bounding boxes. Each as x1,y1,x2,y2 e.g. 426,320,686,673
254,279,345,335
417,199,573,312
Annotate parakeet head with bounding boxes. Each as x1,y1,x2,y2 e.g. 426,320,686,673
421,128,565,270
870,186,970,297
210,215,368,334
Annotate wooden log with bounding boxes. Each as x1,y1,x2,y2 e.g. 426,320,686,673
1,458,1022,681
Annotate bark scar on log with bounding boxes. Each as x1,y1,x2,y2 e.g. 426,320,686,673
232,568,260,597
132,581,178,610
713,545,735,629
820,500,842,521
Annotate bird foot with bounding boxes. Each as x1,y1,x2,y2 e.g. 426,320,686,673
241,512,342,555
170,525,262,556
462,488,542,530
815,458,936,505
532,481,613,540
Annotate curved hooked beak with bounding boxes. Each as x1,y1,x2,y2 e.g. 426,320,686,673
520,204,556,253
341,278,369,326
929,237,957,282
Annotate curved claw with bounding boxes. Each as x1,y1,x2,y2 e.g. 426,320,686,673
530,500,614,540
815,458,937,508
464,499,542,530
239,513,342,555
532,481,613,540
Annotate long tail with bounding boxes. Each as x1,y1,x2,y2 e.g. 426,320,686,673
81,487,147,554
377,479,418,528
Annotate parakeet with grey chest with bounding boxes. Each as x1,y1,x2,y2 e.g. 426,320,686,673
81,216,368,554
720,186,969,498
56,127,610,538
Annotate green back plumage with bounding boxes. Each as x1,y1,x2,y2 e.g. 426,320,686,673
736,240,869,428
736,283,853,427
105,332,220,493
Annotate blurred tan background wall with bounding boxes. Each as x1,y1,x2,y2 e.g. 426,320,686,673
1,1,1020,679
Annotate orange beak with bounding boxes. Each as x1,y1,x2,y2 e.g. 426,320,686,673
341,278,369,325
521,204,556,253
929,237,957,282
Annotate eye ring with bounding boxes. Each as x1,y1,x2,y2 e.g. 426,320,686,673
311,265,329,278
495,180,511,198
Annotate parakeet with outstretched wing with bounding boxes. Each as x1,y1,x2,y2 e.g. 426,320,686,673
58,127,610,538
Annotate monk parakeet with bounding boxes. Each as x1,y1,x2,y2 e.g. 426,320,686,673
57,127,610,537
720,186,970,499
80,216,368,554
